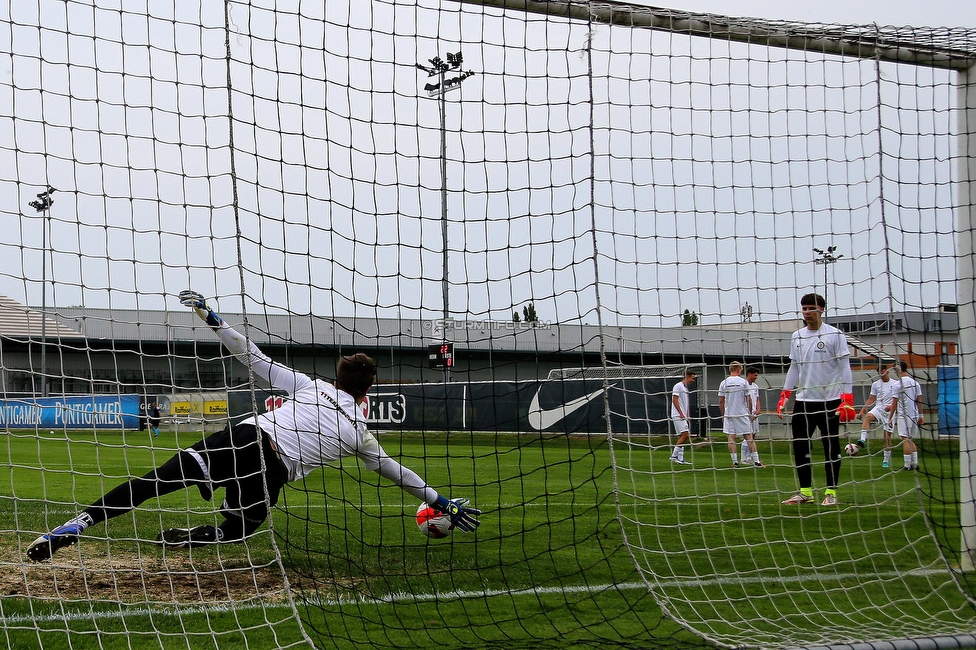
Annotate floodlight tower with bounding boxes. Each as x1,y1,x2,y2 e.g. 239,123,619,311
416,52,476,375
28,186,56,398
813,245,844,307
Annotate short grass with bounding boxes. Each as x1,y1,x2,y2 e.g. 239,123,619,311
0,428,972,649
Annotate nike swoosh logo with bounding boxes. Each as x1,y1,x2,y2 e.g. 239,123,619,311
527,385,607,431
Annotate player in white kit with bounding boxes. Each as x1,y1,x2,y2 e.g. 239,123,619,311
740,366,764,467
776,293,854,506
669,370,698,465
889,360,924,471
854,365,897,467
719,362,754,468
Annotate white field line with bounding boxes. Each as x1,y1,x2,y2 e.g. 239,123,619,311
0,567,949,626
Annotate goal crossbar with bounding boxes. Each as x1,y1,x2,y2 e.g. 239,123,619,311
459,0,976,69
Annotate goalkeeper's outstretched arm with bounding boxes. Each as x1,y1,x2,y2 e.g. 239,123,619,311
361,439,481,533
179,290,310,394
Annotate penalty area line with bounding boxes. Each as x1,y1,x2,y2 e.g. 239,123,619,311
318,567,948,606
0,567,949,626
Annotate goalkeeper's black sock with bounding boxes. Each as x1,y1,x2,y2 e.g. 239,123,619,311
85,451,210,525
216,516,265,543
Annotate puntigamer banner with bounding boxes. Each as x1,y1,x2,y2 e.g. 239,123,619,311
0,395,141,429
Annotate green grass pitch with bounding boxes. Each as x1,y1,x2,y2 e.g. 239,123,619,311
0,428,966,649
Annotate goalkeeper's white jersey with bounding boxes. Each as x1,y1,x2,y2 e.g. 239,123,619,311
213,323,438,504
786,322,852,402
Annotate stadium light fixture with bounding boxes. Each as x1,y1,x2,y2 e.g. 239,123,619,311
741,301,753,322
813,245,844,307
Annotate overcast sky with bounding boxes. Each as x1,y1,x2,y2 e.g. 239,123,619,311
0,0,972,328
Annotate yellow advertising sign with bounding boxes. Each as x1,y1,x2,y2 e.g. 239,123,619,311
169,401,199,415
168,401,226,416
205,401,227,415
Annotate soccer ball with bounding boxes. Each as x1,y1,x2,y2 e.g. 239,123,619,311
845,442,860,456
416,503,453,539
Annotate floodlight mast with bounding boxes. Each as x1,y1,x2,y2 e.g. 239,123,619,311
27,186,56,398
813,245,844,308
416,53,476,377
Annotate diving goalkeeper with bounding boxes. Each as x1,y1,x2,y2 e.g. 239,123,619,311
26,290,481,562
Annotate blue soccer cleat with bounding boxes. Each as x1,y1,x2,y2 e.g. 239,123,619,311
26,523,85,562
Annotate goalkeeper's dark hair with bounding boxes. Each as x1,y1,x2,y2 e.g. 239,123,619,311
336,353,377,401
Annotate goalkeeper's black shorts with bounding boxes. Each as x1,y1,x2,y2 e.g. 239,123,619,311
191,423,289,524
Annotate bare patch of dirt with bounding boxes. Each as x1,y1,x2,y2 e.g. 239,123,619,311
0,532,370,606
0,546,293,604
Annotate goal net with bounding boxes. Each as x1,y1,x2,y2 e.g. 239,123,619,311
1,0,976,648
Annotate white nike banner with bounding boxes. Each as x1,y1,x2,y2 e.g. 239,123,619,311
271,378,696,435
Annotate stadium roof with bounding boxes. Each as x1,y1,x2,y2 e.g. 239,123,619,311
44,305,795,358
0,294,85,341
0,295,937,363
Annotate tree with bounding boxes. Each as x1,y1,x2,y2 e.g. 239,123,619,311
522,303,539,325
682,309,698,326
512,311,521,322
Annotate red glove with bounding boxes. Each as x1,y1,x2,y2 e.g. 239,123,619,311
776,390,792,417
837,393,856,423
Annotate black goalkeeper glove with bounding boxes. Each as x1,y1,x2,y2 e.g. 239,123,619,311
179,290,223,330
434,496,481,532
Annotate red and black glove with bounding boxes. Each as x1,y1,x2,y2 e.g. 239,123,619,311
776,390,791,417
837,393,856,423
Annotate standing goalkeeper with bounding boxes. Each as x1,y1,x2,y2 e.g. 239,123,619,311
776,293,854,506
27,291,480,562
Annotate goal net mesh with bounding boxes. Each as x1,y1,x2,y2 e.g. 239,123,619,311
1,0,975,648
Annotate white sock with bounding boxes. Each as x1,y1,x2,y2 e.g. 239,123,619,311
904,454,912,468
884,450,892,462
731,453,738,464
912,451,918,466
752,452,761,464
859,431,868,443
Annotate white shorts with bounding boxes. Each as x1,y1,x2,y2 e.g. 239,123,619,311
724,415,752,437
671,415,690,435
868,405,893,432
896,416,919,439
